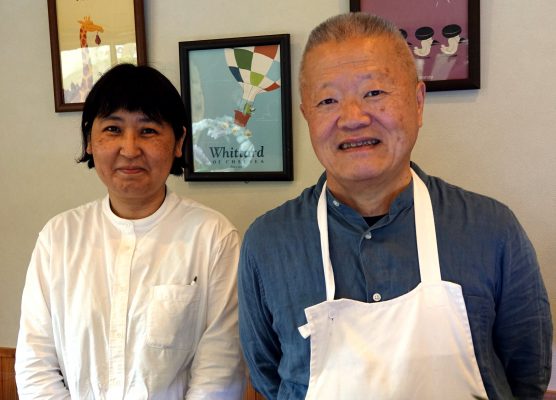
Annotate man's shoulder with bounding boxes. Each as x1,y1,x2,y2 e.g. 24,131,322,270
428,174,511,212
423,171,517,230
245,183,319,239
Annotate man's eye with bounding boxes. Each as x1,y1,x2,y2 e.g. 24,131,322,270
142,128,158,135
365,90,384,97
317,98,337,106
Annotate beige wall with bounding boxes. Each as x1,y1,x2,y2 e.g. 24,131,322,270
1,0,555,372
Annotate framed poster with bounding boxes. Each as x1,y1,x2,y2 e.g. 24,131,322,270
47,0,147,112
350,0,480,91
179,34,293,181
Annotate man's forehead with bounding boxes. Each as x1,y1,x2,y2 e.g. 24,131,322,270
306,42,402,72
305,36,414,78
307,36,400,60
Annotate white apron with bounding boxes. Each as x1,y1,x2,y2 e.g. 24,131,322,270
298,169,488,400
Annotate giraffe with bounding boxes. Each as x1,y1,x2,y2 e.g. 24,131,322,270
75,16,104,102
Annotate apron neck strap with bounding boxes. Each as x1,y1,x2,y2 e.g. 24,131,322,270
317,181,336,301
411,169,441,283
316,169,441,302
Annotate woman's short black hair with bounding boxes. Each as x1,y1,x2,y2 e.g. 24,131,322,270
77,63,187,176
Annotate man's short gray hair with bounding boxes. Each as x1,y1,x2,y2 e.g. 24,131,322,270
300,12,417,88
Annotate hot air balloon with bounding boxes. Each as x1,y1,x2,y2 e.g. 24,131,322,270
225,45,281,126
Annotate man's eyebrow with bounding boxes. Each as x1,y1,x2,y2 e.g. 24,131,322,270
316,72,380,89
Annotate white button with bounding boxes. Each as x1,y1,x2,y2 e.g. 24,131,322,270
372,293,382,302
332,200,340,207
364,232,372,240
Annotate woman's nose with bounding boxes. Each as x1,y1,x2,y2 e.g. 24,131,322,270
119,132,141,158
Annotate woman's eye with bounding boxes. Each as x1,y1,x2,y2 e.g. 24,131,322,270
104,126,121,134
365,90,384,97
317,98,337,106
142,128,158,135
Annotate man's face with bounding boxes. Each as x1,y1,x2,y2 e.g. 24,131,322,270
300,35,425,194
87,109,184,216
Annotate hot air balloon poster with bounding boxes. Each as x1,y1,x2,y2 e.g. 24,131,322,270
179,35,293,181
351,0,480,91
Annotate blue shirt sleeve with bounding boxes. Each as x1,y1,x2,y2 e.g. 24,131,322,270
238,232,282,399
492,210,552,398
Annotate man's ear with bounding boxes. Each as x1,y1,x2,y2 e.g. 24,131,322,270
415,81,426,128
300,103,308,120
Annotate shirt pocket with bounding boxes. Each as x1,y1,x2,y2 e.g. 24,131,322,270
146,284,200,350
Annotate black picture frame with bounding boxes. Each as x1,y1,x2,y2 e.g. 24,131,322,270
350,0,480,91
179,34,293,181
47,0,147,112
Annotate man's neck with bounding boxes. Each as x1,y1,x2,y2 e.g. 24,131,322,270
326,169,412,217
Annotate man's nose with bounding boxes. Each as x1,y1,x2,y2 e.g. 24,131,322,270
338,99,371,130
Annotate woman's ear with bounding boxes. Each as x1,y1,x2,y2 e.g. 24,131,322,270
86,135,92,154
175,127,186,157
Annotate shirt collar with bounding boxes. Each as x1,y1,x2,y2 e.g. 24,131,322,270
314,162,429,228
102,188,179,234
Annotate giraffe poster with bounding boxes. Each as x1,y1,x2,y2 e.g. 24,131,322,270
351,0,480,91
47,0,146,111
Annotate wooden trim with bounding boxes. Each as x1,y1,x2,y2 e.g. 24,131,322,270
0,347,15,357
2,346,554,400
545,390,556,400
243,377,265,400
0,347,18,400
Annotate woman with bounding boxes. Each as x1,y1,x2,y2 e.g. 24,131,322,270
16,64,244,399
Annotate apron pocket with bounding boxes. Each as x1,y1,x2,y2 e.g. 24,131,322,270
146,284,200,350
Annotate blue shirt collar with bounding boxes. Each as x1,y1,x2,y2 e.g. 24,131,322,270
313,162,427,230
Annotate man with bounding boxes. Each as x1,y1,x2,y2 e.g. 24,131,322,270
238,13,551,400
16,64,244,399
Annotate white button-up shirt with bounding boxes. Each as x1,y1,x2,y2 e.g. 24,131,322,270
16,191,244,399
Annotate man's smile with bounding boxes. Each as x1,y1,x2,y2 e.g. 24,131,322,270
339,138,381,150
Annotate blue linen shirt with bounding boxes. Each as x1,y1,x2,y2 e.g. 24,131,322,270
238,163,552,400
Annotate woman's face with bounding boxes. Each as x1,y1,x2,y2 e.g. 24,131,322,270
87,109,184,218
